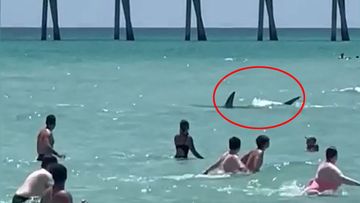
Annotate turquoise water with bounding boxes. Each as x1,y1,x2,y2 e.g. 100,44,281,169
1,29,360,202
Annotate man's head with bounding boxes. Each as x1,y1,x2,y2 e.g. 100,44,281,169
256,135,270,150
180,120,189,133
46,114,56,131
306,137,317,146
229,137,241,152
326,146,338,163
41,156,58,170
48,163,67,185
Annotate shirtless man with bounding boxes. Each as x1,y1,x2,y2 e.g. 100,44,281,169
12,157,57,203
174,120,204,159
37,115,65,161
41,163,73,203
304,146,360,195
203,137,247,175
241,135,270,173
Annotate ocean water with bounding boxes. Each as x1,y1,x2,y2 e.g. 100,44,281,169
1,29,360,203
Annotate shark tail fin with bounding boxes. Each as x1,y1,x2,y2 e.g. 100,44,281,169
224,91,236,108
283,96,301,105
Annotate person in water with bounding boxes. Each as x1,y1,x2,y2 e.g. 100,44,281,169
41,163,73,203
203,137,247,175
305,136,319,152
13,156,58,203
37,115,65,161
338,53,345,59
174,120,204,159
304,146,360,195
241,135,270,173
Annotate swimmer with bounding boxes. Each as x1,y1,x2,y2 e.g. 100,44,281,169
41,163,73,203
338,53,345,59
305,136,319,152
12,157,57,203
304,146,360,195
241,135,270,173
37,115,65,161
174,120,204,159
203,137,247,175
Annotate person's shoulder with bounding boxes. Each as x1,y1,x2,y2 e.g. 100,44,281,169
248,149,260,156
328,162,341,171
39,128,50,136
37,169,52,179
256,149,264,155
54,190,72,203
226,154,239,161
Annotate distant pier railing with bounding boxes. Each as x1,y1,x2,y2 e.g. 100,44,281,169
331,0,350,41
38,0,353,41
41,0,60,40
114,0,134,40
257,0,278,41
185,0,207,41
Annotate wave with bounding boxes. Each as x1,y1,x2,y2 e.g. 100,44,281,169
162,173,231,181
295,103,339,109
56,103,85,108
252,98,338,109
331,87,360,93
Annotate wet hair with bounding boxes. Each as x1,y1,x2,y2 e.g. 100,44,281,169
48,163,67,184
41,156,58,169
306,137,317,144
256,135,270,149
229,137,241,150
326,146,338,161
46,115,56,126
180,120,189,132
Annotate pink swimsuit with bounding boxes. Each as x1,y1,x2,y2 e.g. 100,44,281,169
306,178,340,192
305,162,343,194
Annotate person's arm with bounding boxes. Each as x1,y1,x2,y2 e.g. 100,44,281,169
173,136,177,148
341,175,360,186
42,132,65,158
203,155,225,174
237,158,248,173
188,137,204,159
245,152,262,173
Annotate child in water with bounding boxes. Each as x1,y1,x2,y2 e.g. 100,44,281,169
306,137,319,152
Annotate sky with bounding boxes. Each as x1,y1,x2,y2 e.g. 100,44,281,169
1,0,360,28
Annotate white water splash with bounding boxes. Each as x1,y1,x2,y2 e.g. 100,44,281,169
224,57,235,61
162,173,230,181
278,181,304,197
243,180,304,197
251,98,282,107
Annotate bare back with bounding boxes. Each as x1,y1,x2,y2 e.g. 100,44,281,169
16,168,53,198
174,134,190,158
315,162,343,190
41,188,73,203
222,154,246,173
241,149,264,173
